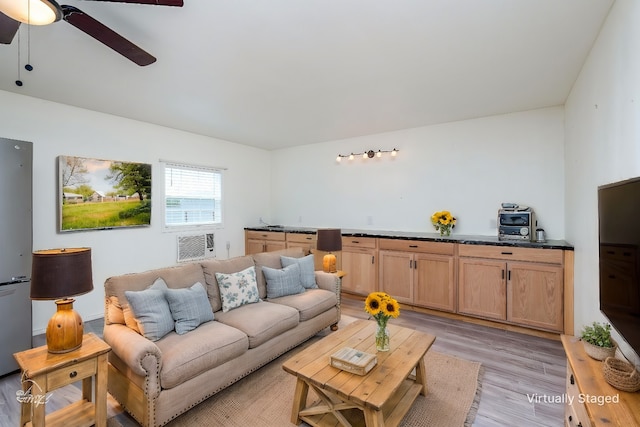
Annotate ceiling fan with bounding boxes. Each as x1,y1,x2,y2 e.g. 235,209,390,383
0,0,183,66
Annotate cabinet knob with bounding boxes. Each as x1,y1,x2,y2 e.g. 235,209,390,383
570,374,575,385
69,371,77,378
568,415,572,422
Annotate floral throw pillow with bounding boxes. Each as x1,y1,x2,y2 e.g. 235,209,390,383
215,266,260,312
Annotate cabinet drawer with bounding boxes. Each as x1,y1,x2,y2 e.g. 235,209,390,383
47,358,97,390
246,230,286,241
342,236,377,249
459,244,563,264
565,365,592,427
286,233,317,244
600,244,637,262
379,238,454,255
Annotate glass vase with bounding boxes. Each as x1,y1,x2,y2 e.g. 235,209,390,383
375,324,390,352
440,227,451,237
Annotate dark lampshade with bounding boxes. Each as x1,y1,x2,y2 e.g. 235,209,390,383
31,248,93,353
316,229,342,252
31,248,93,300
316,229,342,273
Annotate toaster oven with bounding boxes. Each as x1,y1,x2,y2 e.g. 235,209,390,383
498,207,536,241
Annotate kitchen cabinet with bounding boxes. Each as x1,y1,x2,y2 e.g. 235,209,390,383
245,230,286,254
458,258,506,320
341,237,377,296
458,245,564,332
379,239,456,312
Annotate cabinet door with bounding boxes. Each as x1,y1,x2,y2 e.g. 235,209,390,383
507,262,563,331
414,253,456,312
341,248,377,296
458,258,506,320
246,239,266,255
379,251,413,304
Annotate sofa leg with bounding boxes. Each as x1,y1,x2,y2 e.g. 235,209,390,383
330,323,338,331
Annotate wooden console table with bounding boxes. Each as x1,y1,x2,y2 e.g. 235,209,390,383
14,333,111,427
561,335,640,426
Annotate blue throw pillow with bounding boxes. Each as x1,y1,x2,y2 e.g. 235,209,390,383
263,263,306,299
281,254,318,289
125,278,174,341
165,282,215,334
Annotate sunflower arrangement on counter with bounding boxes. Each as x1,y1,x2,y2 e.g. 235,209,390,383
431,210,456,236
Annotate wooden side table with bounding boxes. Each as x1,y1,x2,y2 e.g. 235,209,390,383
14,333,111,427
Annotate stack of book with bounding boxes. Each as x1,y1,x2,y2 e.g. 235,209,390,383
330,347,377,375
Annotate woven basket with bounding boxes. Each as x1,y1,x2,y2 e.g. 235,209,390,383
582,339,616,361
603,357,640,392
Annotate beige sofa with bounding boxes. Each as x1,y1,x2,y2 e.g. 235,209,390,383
103,247,341,427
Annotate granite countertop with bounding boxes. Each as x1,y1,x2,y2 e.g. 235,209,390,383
244,226,574,250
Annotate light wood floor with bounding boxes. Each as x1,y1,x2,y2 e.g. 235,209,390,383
340,296,566,426
0,296,566,427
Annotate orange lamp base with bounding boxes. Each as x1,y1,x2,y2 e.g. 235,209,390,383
323,253,337,273
46,298,84,354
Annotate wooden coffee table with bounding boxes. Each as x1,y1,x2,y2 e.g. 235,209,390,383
282,319,436,427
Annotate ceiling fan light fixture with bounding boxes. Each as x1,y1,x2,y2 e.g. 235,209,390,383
0,0,62,25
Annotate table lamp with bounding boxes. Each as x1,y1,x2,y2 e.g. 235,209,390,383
31,248,93,353
316,229,342,273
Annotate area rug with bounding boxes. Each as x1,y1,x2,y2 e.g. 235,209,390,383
150,341,483,427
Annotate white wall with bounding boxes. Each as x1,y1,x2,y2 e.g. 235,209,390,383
565,0,640,364
271,107,565,239
0,90,272,334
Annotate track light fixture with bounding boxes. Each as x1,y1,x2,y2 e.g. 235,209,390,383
336,148,398,162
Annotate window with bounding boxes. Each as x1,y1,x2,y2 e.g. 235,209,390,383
162,162,223,230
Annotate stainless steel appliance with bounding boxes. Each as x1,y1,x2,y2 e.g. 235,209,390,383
0,138,33,376
498,205,536,241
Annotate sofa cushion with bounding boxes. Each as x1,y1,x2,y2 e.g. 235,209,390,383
215,266,261,312
281,254,318,289
263,263,305,299
125,278,174,341
155,321,248,389
253,247,305,299
201,256,255,312
215,301,299,348
270,289,338,322
165,282,215,334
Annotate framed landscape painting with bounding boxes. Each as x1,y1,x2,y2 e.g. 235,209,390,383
58,155,152,232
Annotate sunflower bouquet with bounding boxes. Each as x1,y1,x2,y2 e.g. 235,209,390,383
431,210,456,236
365,292,400,351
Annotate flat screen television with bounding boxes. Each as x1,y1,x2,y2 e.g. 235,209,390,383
598,177,640,357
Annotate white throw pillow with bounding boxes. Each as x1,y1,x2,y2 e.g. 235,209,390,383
215,266,260,312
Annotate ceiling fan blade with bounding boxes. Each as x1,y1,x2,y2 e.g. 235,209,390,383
61,5,156,66
82,0,183,5
0,11,20,44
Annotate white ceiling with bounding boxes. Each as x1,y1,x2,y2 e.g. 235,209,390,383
0,0,614,150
